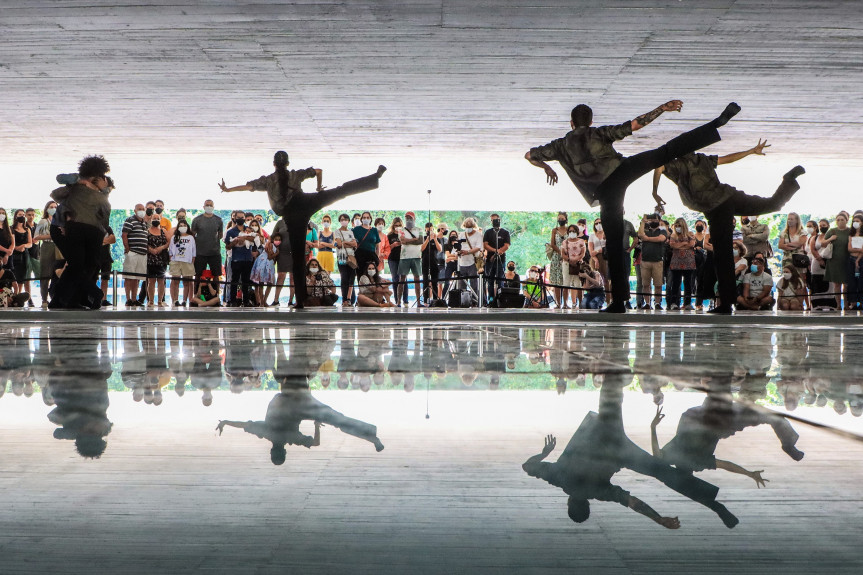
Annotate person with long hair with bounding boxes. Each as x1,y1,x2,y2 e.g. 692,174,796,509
357,262,395,307
822,213,851,309
692,218,714,310
653,138,804,313
219,151,385,308
168,220,196,307
668,218,697,310
33,201,58,306
777,263,807,311
847,213,863,310
386,216,407,306
9,209,31,296
303,257,338,307
0,208,13,283
778,211,808,278
807,219,834,309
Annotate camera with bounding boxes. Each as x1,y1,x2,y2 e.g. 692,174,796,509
449,238,462,253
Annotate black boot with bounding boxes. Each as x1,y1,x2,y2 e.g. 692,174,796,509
712,102,741,128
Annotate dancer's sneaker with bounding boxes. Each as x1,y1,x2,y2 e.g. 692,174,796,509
713,102,741,128
707,304,734,315
784,165,806,180
599,301,626,314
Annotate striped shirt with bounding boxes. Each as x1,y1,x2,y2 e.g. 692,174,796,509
122,216,149,255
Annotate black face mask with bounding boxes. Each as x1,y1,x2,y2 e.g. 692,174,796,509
492,219,501,228
155,207,164,214
151,220,160,227
648,221,660,229
145,208,154,216
449,235,458,242
695,225,704,232
507,265,515,271
16,216,26,224
741,217,750,225
557,219,566,226
820,226,829,233
235,218,245,225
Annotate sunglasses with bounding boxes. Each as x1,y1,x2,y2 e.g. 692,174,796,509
753,259,765,264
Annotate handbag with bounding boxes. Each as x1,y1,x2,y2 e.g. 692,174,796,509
818,243,833,260
791,253,810,268
545,243,555,260
464,232,484,273
339,229,362,269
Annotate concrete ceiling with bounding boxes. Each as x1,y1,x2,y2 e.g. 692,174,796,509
1,1,861,211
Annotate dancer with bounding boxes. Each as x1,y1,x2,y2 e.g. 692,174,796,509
652,139,805,313
526,101,741,312
219,151,386,308
523,378,739,529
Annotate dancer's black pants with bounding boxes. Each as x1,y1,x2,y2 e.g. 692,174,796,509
50,221,103,308
284,171,383,307
599,122,721,304
705,177,799,307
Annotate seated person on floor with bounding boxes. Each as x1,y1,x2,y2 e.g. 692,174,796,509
190,269,221,307
304,258,338,307
357,263,395,308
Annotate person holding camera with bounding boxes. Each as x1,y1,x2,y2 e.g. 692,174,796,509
303,257,338,307
442,230,461,295
397,211,423,306
483,213,511,304
638,213,668,310
457,217,482,301
421,221,442,305
579,263,606,310
523,265,544,308
560,223,586,309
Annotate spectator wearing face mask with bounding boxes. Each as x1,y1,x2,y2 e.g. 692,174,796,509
587,218,609,304
808,219,834,309
224,215,255,306
731,240,748,297
667,218,697,311
579,263,606,310
442,229,461,296
305,220,318,263
823,213,851,309
357,263,395,307
251,232,280,306
0,208,14,287
637,213,668,310
191,199,224,287
353,211,381,275
483,213,511,304
304,258,338,307
421,221,442,304
847,214,863,311
560,224,586,309
436,223,449,290
34,201,58,307
386,217,408,306
457,217,482,299
271,218,293,306
737,254,774,310
397,211,424,306
523,265,544,308
692,218,714,310
146,212,170,306
168,221,196,307
549,212,568,308
190,269,220,307
777,264,807,311
374,217,389,272
334,214,357,307
122,203,149,306
741,215,771,262
9,209,32,297
22,208,39,305
97,225,116,306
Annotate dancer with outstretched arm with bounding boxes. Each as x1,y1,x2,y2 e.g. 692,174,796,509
526,101,741,312
219,151,386,308
652,139,804,313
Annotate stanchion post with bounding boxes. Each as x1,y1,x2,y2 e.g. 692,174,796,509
112,270,118,307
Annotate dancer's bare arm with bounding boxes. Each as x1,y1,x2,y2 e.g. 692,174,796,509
631,100,683,132
650,407,664,457
717,139,770,165
716,460,769,488
218,179,253,193
628,495,680,529
524,152,558,185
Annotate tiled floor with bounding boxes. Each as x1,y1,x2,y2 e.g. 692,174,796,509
0,319,861,573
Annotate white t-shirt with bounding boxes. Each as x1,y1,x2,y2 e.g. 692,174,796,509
851,236,863,250
743,272,771,296
399,227,422,259
168,235,196,263
335,228,356,256
589,233,606,253
458,230,481,267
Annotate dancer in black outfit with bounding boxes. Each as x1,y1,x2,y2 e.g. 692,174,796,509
526,101,741,312
652,139,805,313
220,151,386,308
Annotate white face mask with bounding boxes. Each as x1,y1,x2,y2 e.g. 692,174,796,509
323,222,331,229
178,226,188,234
529,271,538,279
367,268,376,276
204,206,214,214
395,226,403,233
675,226,683,234
568,232,578,239
353,219,361,226
340,221,348,227
782,272,792,280
405,219,415,229
732,249,740,257
136,210,146,219
46,207,57,216
362,218,371,226
309,267,319,273
854,221,861,230
376,224,384,232
595,224,603,232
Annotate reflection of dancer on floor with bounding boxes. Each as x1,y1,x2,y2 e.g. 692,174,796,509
653,139,805,313
217,382,384,465
526,100,741,312
523,377,739,528
650,378,804,485
219,150,386,307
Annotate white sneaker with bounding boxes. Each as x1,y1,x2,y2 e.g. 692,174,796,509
669,304,680,311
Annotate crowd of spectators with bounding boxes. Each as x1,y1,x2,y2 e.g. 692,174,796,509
3,160,861,311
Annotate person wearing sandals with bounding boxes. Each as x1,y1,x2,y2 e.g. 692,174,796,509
667,218,697,311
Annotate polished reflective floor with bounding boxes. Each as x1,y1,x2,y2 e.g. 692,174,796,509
1,320,861,574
